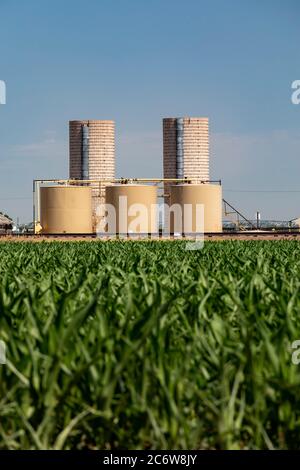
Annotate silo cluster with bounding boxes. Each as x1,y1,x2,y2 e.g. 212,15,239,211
39,116,222,235
162,117,219,233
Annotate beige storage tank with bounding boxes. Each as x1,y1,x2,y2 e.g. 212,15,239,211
170,184,222,233
105,185,157,234
40,186,93,234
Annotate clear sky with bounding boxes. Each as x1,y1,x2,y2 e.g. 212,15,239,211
0,0,299,223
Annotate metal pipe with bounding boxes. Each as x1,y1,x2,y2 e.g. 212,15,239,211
33,178,221,184
33,180,41,233
82,124,89,180
37,181,40,226
176,118,184,179
33,180,36,231
223,198,255,229
256,211,260,230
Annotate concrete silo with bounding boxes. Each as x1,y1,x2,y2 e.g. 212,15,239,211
69,120,115,229
163,117,209,185
163,117,210,230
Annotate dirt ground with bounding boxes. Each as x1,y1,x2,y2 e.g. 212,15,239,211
1,234,300,243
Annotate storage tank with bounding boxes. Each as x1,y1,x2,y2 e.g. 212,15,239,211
170,184,222,233
40,186,93,234
105,185,157,234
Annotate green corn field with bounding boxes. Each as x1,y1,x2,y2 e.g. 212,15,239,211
1,240,300,449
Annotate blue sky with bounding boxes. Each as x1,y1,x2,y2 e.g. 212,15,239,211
0,0,299,222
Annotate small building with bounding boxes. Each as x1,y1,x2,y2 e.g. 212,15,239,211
0,213,13,234
292,218,300,228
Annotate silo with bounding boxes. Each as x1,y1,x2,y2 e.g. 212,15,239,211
163,117,210,192
69,120,115,230
163,117,210,229
40,186,93,234
170,184,222,233
105,185,157,234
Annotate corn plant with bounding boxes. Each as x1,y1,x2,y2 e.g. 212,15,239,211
0,240,300,449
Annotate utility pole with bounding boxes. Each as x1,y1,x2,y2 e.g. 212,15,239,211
256,211,260,230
